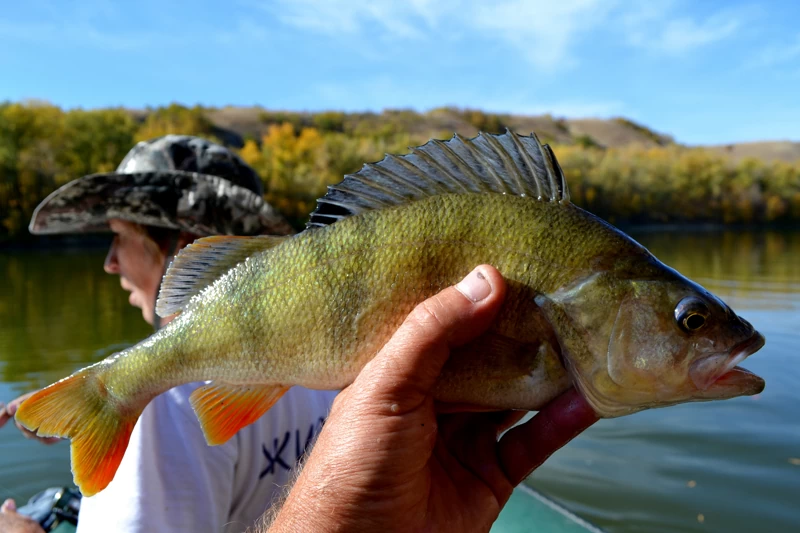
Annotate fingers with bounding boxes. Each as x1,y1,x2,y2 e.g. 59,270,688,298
0,402,8,429
437,410,525,444
358,265,507,406
437,411,523,502
5,399,20,418
1,393,60,444
492,410,528,435
2,392,36,421
0,500,44,533
497,388,599,486
1,499,16,513
0,394,27,428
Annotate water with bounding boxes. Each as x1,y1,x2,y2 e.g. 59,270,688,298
0,231,798,531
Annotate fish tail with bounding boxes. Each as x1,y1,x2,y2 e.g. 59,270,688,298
15,366,142,496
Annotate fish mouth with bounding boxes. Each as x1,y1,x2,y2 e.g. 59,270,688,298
689,333,766,397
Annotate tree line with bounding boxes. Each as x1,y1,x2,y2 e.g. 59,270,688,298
1,101,798,241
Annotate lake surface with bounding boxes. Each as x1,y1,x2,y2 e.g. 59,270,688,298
1,230,798,532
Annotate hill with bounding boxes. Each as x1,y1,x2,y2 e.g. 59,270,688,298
177,105,798,163
200,105,671,149
705,141,800,164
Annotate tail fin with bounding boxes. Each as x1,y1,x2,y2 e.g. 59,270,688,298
15,366,143,496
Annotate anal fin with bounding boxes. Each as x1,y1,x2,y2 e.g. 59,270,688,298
189,382,290,446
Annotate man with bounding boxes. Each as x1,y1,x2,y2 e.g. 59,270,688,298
0,135,338,533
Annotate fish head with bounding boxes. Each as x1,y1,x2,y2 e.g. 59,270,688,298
541,266,765,417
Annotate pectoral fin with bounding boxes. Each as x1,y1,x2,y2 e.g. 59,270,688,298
190,382,290,446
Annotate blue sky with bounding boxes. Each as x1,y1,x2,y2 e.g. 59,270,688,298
1,0,798,145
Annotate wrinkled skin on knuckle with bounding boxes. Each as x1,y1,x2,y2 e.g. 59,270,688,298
412,296,452,338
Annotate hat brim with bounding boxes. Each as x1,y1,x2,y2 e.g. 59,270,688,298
29,171,293,237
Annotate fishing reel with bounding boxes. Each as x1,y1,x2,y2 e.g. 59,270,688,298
16,486,81,533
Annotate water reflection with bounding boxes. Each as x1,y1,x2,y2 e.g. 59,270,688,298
630,229,800,311
0,250,151,391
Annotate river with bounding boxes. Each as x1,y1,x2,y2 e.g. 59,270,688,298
1,230,798,532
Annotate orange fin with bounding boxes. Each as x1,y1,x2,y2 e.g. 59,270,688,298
190,382,290,446
15,367,142,496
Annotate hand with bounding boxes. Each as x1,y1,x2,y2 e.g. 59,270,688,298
268,265,599,533
0,392,61,444
0,499,45,533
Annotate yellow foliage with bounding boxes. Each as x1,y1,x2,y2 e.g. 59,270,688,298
1,102,799,240
766,195,787,221
134,104,216,143
239,139,264,174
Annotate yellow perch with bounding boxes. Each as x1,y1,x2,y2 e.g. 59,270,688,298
16,131,765,496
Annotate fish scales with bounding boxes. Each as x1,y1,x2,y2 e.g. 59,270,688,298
15,131,765,497
100,194,625,408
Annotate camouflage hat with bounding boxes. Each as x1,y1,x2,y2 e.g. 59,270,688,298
29,135,293,237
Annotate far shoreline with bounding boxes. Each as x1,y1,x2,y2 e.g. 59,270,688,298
2,222,799,252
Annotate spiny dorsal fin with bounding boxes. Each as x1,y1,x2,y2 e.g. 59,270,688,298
307,129,570,228
156,235,289,317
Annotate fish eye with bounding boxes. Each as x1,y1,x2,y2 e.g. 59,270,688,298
675,297,709,333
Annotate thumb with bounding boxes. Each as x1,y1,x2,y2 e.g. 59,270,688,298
360,265,506,406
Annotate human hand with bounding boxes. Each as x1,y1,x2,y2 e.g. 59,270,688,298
268,265,599,533
0,392,61,444
0,499,45,533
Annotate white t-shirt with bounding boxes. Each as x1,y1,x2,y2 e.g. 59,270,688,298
76,383,338,533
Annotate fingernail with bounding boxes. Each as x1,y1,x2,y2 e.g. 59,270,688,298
6,403,16,416
456,268,492,302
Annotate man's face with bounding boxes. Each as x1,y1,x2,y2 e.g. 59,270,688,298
104,219,166,325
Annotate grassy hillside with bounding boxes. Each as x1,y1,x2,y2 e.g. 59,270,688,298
198,105,670,150
1,101,798,242
706,141,800,164
204,105,799,162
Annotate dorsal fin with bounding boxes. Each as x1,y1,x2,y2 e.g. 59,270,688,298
307,129,570,229
156,235,288,317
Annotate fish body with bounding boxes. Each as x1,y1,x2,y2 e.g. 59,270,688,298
105,193,609,408
16,131,765,496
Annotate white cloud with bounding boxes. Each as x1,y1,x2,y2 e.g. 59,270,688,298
481,99,625,118
213,19,272,45
744,34,800,69
0,20,156,51
0,0,165,51
623,4,744,54
467,0,616,70
245,0,444,39
256,0,616,69
658,16,740,53
255,0,747,70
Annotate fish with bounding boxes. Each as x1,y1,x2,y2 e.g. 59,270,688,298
16,130,766,496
